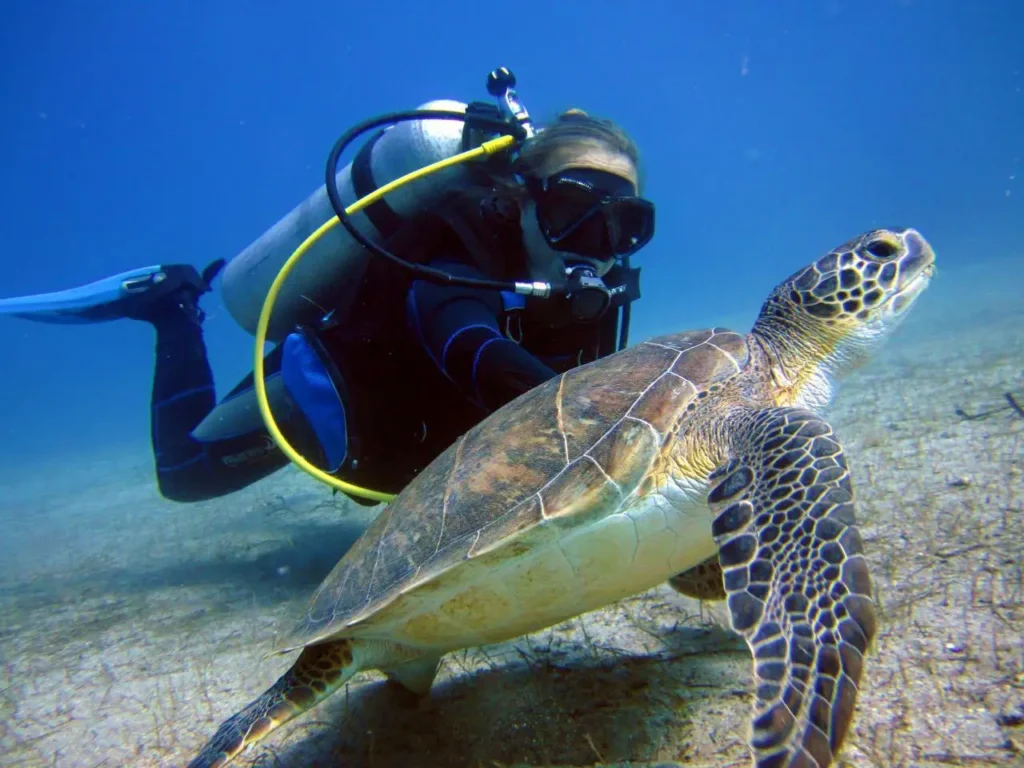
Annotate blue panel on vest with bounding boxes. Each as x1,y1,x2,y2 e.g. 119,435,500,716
281,333,348,472
500,290,526,312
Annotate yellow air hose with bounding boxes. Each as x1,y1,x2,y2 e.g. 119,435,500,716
253,134,517,503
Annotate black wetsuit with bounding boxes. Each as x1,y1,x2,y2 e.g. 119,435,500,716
149,200,639,504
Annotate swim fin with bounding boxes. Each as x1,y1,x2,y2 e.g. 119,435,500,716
0,260,225,325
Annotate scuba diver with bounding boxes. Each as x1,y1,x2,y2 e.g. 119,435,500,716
0,70,655,507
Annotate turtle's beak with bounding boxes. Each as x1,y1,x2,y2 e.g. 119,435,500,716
890,229,936,315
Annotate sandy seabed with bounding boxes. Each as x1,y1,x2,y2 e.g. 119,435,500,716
2,258,1022,768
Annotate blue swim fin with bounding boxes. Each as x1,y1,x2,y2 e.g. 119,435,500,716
0,261,225,325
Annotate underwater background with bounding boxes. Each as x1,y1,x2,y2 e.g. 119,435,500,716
1,2,1022,767
1,0,1020,462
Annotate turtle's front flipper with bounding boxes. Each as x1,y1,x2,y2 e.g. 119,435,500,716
187,640,360,768
710,407,877,768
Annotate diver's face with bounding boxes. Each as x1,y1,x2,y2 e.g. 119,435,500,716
520,147,653,278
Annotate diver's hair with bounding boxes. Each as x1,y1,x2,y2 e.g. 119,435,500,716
460,109,643,202
433,109,643,229
514,109,642,187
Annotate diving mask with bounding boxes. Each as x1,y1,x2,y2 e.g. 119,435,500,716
527,168,655,261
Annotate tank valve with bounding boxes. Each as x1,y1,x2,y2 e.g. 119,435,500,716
487,66,535,139
486,66,517,95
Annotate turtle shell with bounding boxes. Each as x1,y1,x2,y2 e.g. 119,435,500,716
284,328,750,651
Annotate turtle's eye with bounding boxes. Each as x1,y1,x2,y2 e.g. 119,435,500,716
864,238,899,260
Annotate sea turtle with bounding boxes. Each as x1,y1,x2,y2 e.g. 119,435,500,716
188,227,935,768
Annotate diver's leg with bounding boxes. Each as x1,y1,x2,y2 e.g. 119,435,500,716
148,308,217,498
150,327,290,501
146,291,290,503
103,262,283,502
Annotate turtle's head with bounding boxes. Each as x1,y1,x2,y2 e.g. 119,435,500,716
753,227,936,407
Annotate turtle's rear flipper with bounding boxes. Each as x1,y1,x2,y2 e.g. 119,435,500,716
667,555,726,601
187,640,359,768
382,654,442,697
710,407,877,768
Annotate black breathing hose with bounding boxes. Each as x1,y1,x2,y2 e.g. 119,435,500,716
615,253,633,351
323,109,533,294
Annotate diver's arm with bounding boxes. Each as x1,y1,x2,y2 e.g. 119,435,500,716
406,261,559,412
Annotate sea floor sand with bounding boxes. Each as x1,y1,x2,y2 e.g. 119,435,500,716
1,259,1021,768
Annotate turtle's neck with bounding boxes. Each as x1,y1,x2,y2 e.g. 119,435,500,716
750,314,839,413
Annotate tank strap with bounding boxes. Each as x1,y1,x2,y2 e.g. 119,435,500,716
434,207,496,276
427,190,524,280
374,211,451,268
350,129,404,240
602,259,643,353
460,101,517,183
461,101,505,152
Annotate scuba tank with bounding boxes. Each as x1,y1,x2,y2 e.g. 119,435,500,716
221,98,484,343
195,70,540,453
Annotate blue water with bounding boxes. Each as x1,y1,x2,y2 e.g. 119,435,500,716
0,2,1021,765
1,1,1020,462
